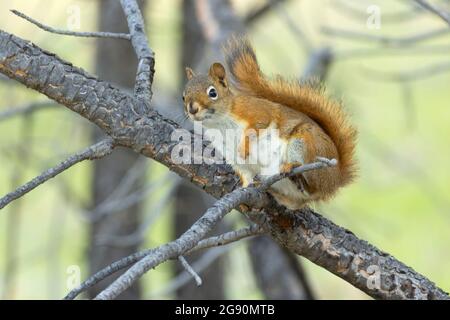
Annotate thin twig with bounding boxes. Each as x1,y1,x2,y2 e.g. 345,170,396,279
186,224,264,254
261,158,337,189
11,10,131,40
361,61,450,82
150,246,231,298
94,179,177,246
93,191,257,299
276,4,313,53
0,138,114,210
178,256,202,286
245,0,287,25
321,26,450,47
414,0,450,26
332,0,424,23
64,224,264,299
93,160,332,300
334,45,450,60
85,157,149,220
0,101,58,122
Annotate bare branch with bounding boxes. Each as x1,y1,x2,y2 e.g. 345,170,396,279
64,225,263,299
94,160,337,299
93,185,268,299
331,0,424,23
362,61,450,82
261,158,337,188
11,10,131,40
1,29,448,300
119,0,155,101
276,5,313,53
244,0,288,25
178,256,202,286
334,45,450,60
150,246,231,298
187,224,264,253
0,138,114,210
0,101,57,122
93,178,177,246
414,0,450,26
322,26,450,47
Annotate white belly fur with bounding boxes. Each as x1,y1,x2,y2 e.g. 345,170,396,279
203,118,310,209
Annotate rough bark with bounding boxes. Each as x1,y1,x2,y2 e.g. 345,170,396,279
0,29,448,300
87,0,146,299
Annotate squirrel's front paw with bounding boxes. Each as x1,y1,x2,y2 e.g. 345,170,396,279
237,171,255,188
248,174,263,188
280,162,303,174
238,204,250,212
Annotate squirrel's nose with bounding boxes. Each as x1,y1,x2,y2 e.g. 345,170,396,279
188,102,198,114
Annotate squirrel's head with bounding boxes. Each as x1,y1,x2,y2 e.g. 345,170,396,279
182,62,233,123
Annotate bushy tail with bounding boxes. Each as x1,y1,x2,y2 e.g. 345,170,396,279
223,37,357,186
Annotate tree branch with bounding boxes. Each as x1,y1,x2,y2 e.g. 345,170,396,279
119,0,155,101
321,26,450,47
94,184,270,300
0,138,114,210
0,29,448,300
414,0,450,26
94,160,334,298
178,256,202,287
11,10,131,40
64,224,263,300
244,0,288,25
150,246,230,298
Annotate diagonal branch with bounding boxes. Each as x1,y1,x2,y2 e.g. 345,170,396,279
64,224,263,300
321,26,450,47
94,185,269,300
178,256,202,287
11,9,131,40
0,29,448,300
414,0,450,26
94,160,335,299
0,138,114,210
244,0,288,25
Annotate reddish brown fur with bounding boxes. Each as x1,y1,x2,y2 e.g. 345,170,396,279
182,38,357,207
224,37,357,192
230,95,342,201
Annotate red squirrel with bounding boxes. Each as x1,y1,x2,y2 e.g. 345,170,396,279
182,37,357,209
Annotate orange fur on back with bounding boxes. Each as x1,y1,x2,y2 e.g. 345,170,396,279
223,37,357,186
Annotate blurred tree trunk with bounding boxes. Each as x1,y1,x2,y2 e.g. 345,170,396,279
87,0,147,299
173,0,226,299
249,237,314,299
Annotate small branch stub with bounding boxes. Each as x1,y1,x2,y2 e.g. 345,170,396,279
178,256,203,287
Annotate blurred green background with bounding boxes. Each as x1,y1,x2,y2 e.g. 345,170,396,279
0,0,449,299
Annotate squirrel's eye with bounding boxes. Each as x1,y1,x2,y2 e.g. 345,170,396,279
207,86,218,100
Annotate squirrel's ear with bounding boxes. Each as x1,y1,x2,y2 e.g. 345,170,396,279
185,67,195,80
209,62,227,87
